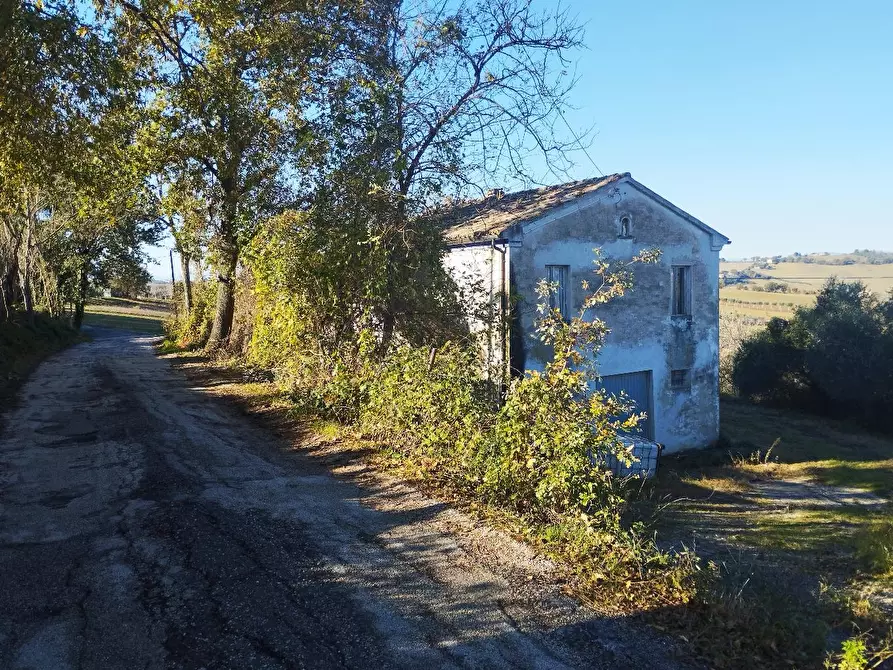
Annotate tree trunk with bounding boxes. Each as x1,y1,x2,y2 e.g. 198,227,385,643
179,250,192,314
19,250,33,324
376,196,406,354
20,195,36,324
0,269,10,323
207,248,237,348
2,261,19,321
73,263,89,330
207,179,239,348
20,267,33,324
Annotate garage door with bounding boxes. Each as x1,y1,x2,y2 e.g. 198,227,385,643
595,370,654,439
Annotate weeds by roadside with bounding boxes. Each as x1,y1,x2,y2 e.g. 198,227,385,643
164,340,893,670
855,520,893,580
162,249,893,669
1,313,80,404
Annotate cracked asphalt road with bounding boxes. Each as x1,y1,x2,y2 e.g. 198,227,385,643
0,330,690,670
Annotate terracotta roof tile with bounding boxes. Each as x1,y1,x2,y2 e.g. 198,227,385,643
438,173,627,243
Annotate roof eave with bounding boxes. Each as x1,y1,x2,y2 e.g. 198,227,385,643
444,236,510,249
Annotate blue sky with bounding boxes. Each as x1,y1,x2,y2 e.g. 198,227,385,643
147,0,893,278
553,0,893,260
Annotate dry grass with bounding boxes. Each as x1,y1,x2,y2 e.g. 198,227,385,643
766,262,893,295
720,302,792,319
721,287,816,305
721,260,893,294
720,287,814,318
86,297,171,317
677,472,750,494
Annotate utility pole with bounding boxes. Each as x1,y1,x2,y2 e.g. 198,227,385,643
169,249,176,299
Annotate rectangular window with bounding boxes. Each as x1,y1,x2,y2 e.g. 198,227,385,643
671,266,691,316
670,369,690,390
546,265,569,318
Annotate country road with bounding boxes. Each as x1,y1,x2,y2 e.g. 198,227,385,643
0,330,689,670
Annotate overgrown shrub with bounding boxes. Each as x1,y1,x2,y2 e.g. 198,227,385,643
732,279,893,427
240,207,472,407
244,243,689,599
357,251,658,520
360,340,497,472
164,279,215,348
473,260,652,522
353,249,700,607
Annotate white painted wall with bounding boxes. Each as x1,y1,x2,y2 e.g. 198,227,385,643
442,243,509,381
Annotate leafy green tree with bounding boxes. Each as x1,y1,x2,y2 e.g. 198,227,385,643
290,0,587,349
148,175,209,315
112,0,380,346
0,0,155,326
798,279,888,417
731,317,810,406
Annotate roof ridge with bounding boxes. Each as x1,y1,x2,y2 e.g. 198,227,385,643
438,173,627,243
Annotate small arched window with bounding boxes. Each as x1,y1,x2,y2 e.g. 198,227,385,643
619,215,631,238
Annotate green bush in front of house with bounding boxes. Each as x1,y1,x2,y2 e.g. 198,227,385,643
239,239,689,603
357,251,659,520
360,339,496,472
352,249,704,610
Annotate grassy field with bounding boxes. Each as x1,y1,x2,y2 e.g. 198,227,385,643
720,401,893,496
656,400,893,586
83,297,170,334
652,400,893,666
720,286,814,318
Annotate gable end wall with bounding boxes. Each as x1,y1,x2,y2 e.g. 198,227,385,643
506,182,722,452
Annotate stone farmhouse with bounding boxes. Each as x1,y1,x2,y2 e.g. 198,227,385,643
440,172,731,452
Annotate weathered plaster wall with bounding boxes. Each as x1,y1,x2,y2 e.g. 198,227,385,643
505,182,723,452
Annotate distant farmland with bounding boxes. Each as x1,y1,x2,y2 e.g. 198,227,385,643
761,262,893,294
720,260,893,319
